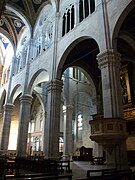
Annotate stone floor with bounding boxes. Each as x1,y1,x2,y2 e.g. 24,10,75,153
70,161,135,180
71,161,108,179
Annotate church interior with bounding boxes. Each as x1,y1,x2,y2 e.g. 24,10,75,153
0,0,135,179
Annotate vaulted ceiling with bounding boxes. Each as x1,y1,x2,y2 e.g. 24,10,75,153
0,0,54,48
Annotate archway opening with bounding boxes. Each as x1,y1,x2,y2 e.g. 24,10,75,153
58,38,102,158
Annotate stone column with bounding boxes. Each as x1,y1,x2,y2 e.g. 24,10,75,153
0,103,14,151
90,49,128,169
45,79,63,159
97,49,123,118
16,94,33,157
63,105,73,160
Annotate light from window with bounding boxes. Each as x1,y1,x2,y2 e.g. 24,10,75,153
77,113,83,130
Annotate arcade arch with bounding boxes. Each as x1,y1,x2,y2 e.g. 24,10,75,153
57,37,102,156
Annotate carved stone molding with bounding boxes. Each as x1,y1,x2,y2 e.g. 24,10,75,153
97,49,121,69
89,117,128,144
46,79,63,93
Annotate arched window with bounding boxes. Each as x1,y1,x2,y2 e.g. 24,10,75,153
79,0,83,22
71,5,75,30
43,22,53,51
90,0,95,13
79,0,95,22
67,9,70,33
62,5,75,36
77,113,83,130
85,0,89,18
62,13,66,37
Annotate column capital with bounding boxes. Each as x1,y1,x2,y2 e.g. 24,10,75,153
4,103,14,112
97,49,121,69
19,94,33,104
47,79,63,93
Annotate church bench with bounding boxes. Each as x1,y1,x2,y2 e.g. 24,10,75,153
4,174,72,180
56,160,72,173
4,172,58,179
15,158,59,173
0,160,19,176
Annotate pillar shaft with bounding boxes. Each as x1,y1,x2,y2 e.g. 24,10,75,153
45,80,63,159
97,49,123,118
63,105,73,160
90,49,129,169
17,94,33,157
0,104,14,150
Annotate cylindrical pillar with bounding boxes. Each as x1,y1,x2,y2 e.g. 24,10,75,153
0,104,14,150
16,94,33,157
63,105,73,160
44,80,63,159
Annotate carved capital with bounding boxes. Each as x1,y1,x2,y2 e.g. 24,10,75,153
19,94,33,104
47,79,63,93
4,103,14,112
97,49,121,69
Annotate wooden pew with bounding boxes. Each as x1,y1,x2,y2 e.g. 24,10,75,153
4,172,58,179
57,160,72,173
4,174,72,180
0,160,19,176
15,157,58,174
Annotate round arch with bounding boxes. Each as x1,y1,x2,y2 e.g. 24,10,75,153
10,84,23,104
28,69,49,94
50,0,57,12
112,1,135,50
56,36,100,93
